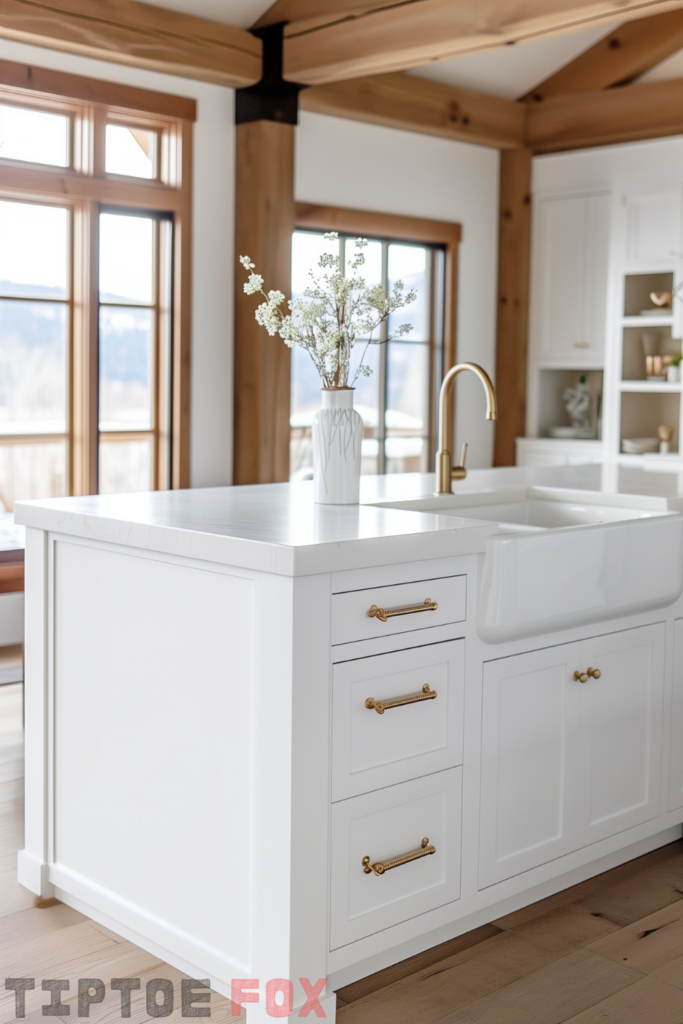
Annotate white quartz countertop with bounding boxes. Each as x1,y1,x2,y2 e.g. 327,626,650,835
16,462,683,576
13,481,497,576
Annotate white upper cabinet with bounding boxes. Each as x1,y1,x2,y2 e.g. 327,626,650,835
625,189,682,266
530,192,611,366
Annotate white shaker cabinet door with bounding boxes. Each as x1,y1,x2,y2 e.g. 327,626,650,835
531,192,610,366
625,189,682,265
669,618,683,811
577,624,664,844
479,641,582,888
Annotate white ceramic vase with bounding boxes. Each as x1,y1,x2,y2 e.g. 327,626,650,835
312,388,363,504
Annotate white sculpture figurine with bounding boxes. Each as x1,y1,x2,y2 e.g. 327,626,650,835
563,375,592,429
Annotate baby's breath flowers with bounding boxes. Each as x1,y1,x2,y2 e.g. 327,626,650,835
240,233,416,389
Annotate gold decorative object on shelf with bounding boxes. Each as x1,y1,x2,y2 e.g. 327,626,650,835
362,837,436,876
659,425,674,454
645,354,672,379
367,599,438,622
365,683,438,715
650,291,672,308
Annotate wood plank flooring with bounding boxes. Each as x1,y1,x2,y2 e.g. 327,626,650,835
3,683,683,1023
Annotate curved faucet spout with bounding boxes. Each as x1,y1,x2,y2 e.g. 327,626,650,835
435,362,497,495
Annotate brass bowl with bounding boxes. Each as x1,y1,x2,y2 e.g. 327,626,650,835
650,291,672,308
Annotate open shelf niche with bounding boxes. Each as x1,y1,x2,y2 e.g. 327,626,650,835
623,271,674,318
622,325,681,381
537,368,603,439
620,391,680,454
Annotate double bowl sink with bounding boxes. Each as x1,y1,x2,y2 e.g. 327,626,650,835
372,488,683,644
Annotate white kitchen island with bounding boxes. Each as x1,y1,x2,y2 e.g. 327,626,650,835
14,465,683,1021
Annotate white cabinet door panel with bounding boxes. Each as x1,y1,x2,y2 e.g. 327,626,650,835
330,769,462,949
531,192,610,366
479,642,581,888
626,191,682,264
480,625,665,890
578,624,664,843
332,640,464,801
669,618,683,811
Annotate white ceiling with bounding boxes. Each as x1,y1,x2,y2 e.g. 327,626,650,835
407,23,617,100
640,47,683,82
142,0,272,29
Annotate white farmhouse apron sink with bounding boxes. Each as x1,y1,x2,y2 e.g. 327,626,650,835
375,494,683,644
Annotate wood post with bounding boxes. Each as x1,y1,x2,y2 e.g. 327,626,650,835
234,119,295,484
493,148,532,467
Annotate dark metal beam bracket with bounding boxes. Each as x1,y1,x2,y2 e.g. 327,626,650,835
235,23,306,126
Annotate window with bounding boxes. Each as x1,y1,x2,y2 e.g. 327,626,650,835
98,211,173,494
290,226,447,479
0,64,194,510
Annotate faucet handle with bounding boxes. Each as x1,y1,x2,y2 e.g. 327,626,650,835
451,443,468,481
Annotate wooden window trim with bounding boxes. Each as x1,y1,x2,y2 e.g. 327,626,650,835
295,203,461,462
0,58,197,121
0,67,193,499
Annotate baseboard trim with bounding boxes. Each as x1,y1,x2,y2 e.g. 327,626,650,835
49,863,251,990
17,850,53,897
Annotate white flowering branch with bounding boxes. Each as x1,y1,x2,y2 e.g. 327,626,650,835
240,233,416,389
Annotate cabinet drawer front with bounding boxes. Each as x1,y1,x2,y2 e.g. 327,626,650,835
332,640,464,801
330,769,462,949
332,575,466,646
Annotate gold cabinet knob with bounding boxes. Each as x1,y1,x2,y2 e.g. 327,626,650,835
574,668,601,682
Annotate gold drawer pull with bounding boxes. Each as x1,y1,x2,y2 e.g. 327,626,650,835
574,667,601,683
363,837,436,876
368,598,438,622
365,684,438,715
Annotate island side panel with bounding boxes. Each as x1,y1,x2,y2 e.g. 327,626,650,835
46,535,257,983
18,527,51,896
248,571,333,1021
290,572,332,1012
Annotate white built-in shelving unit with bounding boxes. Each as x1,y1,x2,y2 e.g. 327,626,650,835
521,173,683,467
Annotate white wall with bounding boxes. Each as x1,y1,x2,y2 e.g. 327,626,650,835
533,134,683,195
0,38,235,488
296,111,500,469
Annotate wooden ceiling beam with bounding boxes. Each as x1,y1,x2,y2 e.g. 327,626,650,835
301,72,526,150
522,9,683,100
0,0,262,88
253,0,395,31
282,0,683,86
527,75,683,150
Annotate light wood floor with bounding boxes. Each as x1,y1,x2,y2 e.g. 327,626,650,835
3,684,683,1023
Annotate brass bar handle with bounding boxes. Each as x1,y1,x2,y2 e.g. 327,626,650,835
365,684,438,715
574,668,601,683
367,598,438,623
363,837,435,876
